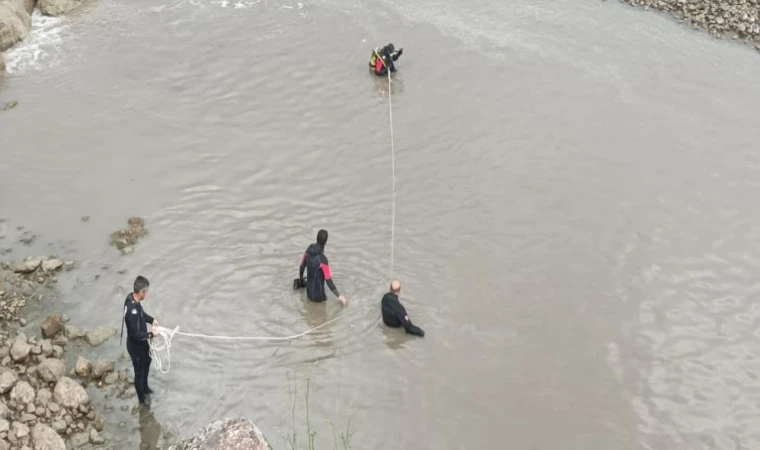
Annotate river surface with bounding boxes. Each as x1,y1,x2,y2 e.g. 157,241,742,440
2,0,760,449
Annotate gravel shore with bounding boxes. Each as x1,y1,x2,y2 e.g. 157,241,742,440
619,0,760,52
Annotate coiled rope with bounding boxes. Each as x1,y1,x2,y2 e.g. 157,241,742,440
148,60,398,375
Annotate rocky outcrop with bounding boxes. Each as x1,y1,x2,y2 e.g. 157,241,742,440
37,0,81,16
620,0,760,52
169,418,272,450
0,0,31,52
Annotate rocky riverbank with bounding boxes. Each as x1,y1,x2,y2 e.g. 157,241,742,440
0,0,87,74
619,0,760,52
0,253,140,449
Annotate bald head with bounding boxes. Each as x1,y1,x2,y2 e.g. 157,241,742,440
390,279,401,294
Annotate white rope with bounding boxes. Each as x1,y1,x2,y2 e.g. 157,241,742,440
387,68,396,280
148,314,344,374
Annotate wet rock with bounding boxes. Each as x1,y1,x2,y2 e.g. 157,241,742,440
40,259,62,273
84,327,115,347
40,315,62,339
74,357,90,378
91,361,113,380
33,422,65,450
0,370,18,393
88,428,103,445
103,372,118,385
37,359,64,383
68,432,88,448
168,418,272,450
53,378,88,409
63,325,84,340
110,217,147,254
92,417,104,432
10,381,35,405
13,257,41,274
10,334,31,362
37,0,82,16
51,335,67,347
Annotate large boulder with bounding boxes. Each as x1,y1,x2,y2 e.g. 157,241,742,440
37,0,81,16
53,377,88,409
169,418,271,450
32,423,65,450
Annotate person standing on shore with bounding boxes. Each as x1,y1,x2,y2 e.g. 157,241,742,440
381,280,424,337
298,229,347,306
122,275,159,406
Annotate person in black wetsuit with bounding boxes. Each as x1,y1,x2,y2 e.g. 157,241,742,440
381,279,424,337
298,229,347,306
369,43,403,76
121,275,158,406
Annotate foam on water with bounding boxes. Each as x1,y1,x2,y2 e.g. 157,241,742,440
4,11,67,75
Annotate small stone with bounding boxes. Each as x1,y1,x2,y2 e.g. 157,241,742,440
19,413,35,422
10,335,31,362
0,402,9,418
26,403,35,414
14,258,41,274
122,246,133,255
52,346,63,359
10,381,35,405
51,420,66,433
103,372,118,385
118,421,126,428
91,361,114,380
84,328,116,347
30,345,41,355
37,359,65,383
88,428,104,445
92,417,104,432
80,217,89,223
0,419,8,433
34,407,44,417
41,259,63,272
68,432,88,448
19,318,27,327
40,316,63,339
0,346,9,359
47,403,59,414
51,335,67,346
40,341,52,357
74,357,90,379
120,406,128,412
12,421,30,439
36,388,52,406
63,326,84,340
60,315,69,323
0,370,18,394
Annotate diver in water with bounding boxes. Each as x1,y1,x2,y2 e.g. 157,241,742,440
369,43,403,76
381,279,424,337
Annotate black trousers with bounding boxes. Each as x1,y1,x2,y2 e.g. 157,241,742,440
127,340,152,404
